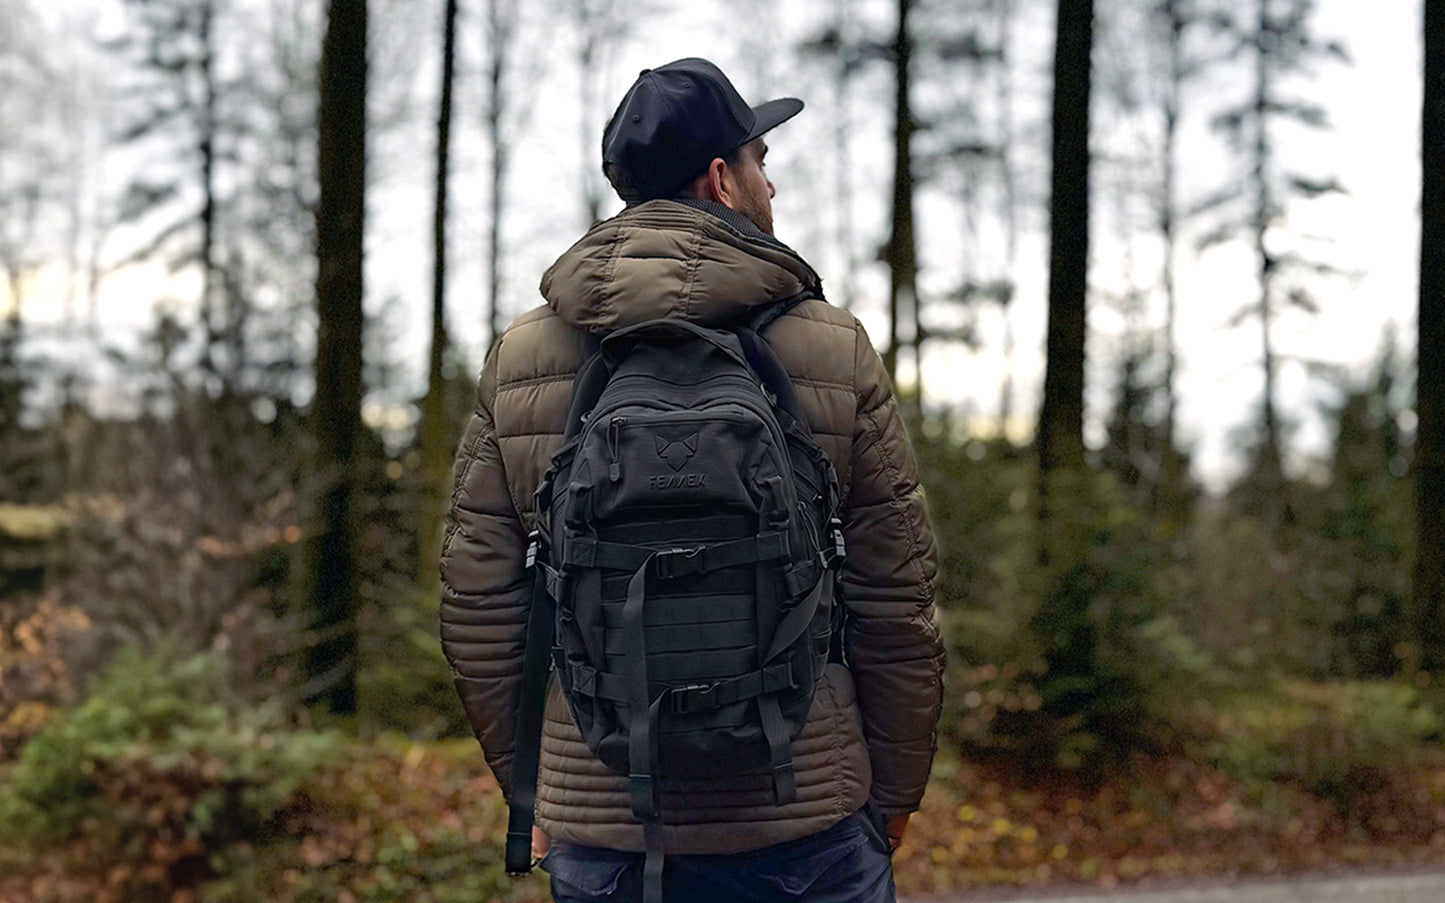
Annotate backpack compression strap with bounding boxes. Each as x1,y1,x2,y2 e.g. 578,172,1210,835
503,544,557,876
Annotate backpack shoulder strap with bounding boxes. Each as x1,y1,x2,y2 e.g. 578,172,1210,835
736,293,815,431
745,290,812,335
503,566,556,876
561,331,610,440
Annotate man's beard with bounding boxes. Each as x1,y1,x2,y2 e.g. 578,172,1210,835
735,190,774,236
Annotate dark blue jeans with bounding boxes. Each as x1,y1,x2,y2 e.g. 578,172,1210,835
539,805,896,903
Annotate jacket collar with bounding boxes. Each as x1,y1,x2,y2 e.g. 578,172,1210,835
540,199,823,333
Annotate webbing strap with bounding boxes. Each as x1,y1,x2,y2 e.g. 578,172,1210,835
563,538,653,572
623,558,659,821
563,344,614,440
667,662,795,715
541,563,564,606
565,660,795,714
783,561,819,599
601,618,754,656
736,310,812,430
765,575,828,663
757,693,797,805
642,820,665,903
564,532,789,577
504,566,555,875
745,291,811,335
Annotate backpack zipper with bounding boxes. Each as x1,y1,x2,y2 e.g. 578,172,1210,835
608,416,626,482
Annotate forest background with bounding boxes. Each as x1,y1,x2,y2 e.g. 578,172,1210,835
2,0,1445,900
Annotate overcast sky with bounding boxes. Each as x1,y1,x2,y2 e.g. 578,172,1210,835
11,0,1425,490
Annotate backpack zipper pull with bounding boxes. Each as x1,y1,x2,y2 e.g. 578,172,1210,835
608,416,626,482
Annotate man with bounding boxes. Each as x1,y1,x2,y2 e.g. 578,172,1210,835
440,58,944,902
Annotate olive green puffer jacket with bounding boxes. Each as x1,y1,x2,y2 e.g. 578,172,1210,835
440,199,943,854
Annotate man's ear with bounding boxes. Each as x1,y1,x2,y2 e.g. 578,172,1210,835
704,157,736,208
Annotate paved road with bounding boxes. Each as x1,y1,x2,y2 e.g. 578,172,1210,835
903,870,1445,903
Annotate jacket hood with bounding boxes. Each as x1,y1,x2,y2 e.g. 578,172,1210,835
540,199,822,332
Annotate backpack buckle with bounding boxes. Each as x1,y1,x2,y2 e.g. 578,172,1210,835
828,519,847,567
667,682,716,715
525,531,540,570
655,546,705,579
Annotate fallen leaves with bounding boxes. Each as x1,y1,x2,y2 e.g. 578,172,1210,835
894,749,1445,895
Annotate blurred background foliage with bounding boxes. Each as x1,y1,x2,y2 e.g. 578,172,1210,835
2,0,1443,898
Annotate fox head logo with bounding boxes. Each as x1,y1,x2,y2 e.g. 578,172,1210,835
654,433,698,472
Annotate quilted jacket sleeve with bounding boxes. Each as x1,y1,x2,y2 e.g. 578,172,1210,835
439,350,531,800
842,320,945,816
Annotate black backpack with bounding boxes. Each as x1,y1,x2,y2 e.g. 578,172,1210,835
504,306,845,900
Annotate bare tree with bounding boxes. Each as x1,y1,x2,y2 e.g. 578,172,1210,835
991,0,1020,435
418,0,459,584
884,0,919,421
830,0,861,312
1156,0,1188,490
567,0,633,228
1202,0,1348,523
483,0,520,346
0,1,56,334
799,0,871,314
1417,0,1445,671
923,0,1015,434
109,0,235,389
1037,0,1093,518
231,0,322,401
307,0,367,714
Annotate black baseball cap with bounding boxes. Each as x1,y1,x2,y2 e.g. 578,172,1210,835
601,58,803,203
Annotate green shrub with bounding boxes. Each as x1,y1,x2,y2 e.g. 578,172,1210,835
0,645,338,896
1206,681,1441,807
919,433,1221,770
358,582,470,740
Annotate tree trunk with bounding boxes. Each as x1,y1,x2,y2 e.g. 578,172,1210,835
1037,0,1093,552
307,0,367,715
199,0,221,387
418,0,458,585
833,0,858,312
996,0,1018,438
1149,0,1194,522
885,0,918,419
1251,0,1287,523
484,0,512,347
1417,0,1445,671
1159,0,1180,478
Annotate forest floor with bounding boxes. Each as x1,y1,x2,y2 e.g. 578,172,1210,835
893,747,1445,896
5,733,1445,903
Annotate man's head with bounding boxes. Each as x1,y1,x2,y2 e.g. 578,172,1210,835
601,58,800,235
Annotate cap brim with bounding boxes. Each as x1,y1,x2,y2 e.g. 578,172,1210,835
746,97,804,143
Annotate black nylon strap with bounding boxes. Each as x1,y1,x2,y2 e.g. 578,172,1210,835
643,820,665,903
602,318,754,375
563,348,616,441
666,662,795,715
565,533,789,576
602,619,754,656
541,563,565,607
504,567,556,876
565,660,794,713
745,291,811,335
757,693,797,805
765,575,828,663
564,538,654,572
565,661,628,703
653,532,788,578
783,561,818,600
624,558,659,821
736,322,811,431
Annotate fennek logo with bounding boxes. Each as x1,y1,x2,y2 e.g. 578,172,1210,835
654,432,698,472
